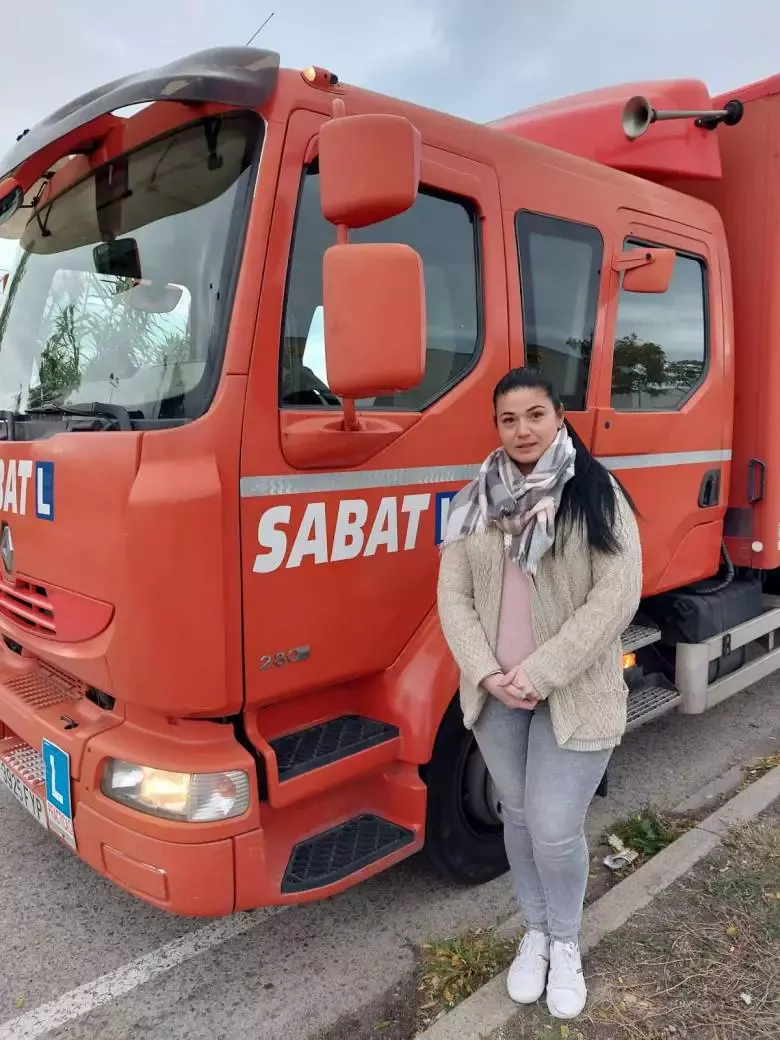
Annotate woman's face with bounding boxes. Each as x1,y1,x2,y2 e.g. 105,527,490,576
495,387,563,473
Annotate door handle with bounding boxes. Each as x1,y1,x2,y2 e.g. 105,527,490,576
698,469,721,508
748,459,766,504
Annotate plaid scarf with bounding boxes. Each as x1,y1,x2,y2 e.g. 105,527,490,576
443,426,576,574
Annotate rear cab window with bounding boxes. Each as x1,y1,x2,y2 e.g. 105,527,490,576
611,239,708,411
515,211,603,411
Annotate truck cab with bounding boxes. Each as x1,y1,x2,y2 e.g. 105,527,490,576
0,48,766,916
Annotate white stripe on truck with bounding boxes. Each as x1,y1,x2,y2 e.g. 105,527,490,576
598,449,732,472
239,449,731,498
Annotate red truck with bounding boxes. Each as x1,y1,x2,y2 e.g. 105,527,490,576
0,48,777,916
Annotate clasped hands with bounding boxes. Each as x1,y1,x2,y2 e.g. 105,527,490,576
482,665,540,710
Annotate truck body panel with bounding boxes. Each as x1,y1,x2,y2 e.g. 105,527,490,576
678,82,780,570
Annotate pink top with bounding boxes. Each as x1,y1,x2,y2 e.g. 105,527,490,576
495,550,537,671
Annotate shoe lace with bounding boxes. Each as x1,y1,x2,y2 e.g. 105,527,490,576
518,931,548,966
553,942,582,976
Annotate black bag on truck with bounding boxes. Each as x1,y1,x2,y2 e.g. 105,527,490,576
642,576,763,683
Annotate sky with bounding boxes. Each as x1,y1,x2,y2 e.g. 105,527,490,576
1,0,778,276
1,0,779,155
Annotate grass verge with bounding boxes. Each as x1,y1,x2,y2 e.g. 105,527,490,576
605,807,696,866
414,928,515,1035
494,812,780,1039
410,809,702,1036
357,760,779,1040
741,750,780,789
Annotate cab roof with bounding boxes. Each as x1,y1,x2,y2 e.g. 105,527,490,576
0,46,279,182
489,79,723,182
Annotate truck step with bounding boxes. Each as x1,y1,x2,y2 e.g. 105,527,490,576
0,736,45,784
622,622,662,654
626,682,682,731
270,715,400,782
281,813,416,893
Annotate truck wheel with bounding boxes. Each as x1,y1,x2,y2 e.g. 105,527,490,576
423,697,509,884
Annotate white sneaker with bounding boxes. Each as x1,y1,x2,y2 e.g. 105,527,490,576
506,930,550,1004
546,941,587,1019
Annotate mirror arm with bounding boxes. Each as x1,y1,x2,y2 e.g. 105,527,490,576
613,250,656,272
328,98,357,430
341,398,362,431
330,219,362,431
332,224,359,429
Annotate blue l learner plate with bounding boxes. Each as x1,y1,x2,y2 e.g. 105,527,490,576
42,738,76,850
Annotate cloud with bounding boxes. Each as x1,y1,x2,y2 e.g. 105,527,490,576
2,0,780,154
2,0,778,269
358,0,780,121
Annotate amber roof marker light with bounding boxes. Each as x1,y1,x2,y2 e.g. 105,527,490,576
302,66,340,89
622,94,744,140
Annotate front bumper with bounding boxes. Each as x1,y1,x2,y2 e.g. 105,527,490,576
0,652,257,916
0,653,425,914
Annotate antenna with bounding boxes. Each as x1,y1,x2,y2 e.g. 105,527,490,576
246,12,275,47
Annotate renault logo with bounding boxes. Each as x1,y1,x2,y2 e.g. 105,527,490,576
0,524,14,576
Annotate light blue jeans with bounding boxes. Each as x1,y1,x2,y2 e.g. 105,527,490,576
473,696,611,943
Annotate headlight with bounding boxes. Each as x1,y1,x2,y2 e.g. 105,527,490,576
101,760,250,822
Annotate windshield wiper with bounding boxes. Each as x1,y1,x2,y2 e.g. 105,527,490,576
27,402,133,431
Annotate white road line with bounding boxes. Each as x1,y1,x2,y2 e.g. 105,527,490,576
0,905,289,1040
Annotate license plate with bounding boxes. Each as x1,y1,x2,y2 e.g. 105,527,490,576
0,758,49,830
42,739,76,850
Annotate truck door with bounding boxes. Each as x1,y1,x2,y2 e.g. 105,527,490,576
590,212,730,595
239,109,508,708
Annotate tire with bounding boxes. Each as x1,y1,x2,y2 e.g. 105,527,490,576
423,696,509,884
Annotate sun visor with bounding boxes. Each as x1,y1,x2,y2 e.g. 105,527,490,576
0,46,279,180
0,158,71,240
20,172,98,255
16,113,257,256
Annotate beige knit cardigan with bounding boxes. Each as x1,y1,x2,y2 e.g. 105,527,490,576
436,490,643,751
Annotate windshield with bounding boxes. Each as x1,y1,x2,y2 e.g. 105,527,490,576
0,111,262,424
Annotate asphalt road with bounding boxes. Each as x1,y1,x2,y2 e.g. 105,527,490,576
1,677,779,1040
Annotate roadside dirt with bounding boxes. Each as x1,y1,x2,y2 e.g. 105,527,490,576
494,800,780,1039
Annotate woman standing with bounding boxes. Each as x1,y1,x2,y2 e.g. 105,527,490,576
437,368,642,1020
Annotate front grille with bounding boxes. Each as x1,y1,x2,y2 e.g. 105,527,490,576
0,575,55,636
6,660,84,709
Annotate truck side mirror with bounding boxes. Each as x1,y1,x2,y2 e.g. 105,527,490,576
615,247,676,293
323,242,425,399
319,113,421,228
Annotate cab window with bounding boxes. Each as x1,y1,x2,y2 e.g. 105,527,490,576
515,212,603,411
281,166,481,410
611,240,708,411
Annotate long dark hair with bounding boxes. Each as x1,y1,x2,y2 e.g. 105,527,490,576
492,368,638,555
